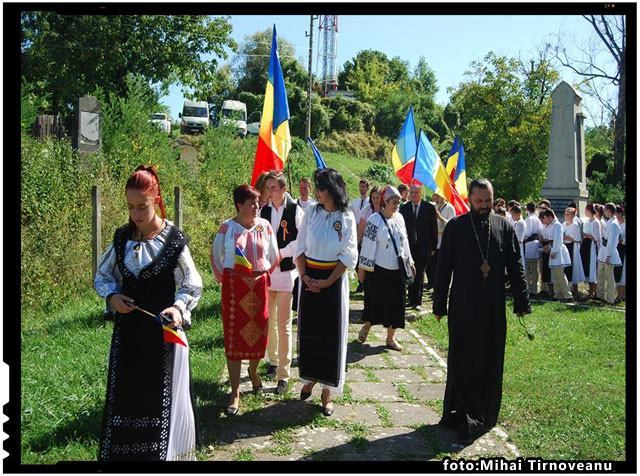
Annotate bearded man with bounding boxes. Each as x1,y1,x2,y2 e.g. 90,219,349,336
433,178,530,444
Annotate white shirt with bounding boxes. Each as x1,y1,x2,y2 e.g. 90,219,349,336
349,196,370,225
597,216,622,265
297,196,317,213
548,219,571,268
358,212,413,271
436,200,455,220
524,214,542,261
294,205,358,270
583,217,601,245
261,198,305,291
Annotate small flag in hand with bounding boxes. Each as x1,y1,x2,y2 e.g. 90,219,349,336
234,245,253,275
156,312,188,347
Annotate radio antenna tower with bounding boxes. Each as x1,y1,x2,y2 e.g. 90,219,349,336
316,15,338,96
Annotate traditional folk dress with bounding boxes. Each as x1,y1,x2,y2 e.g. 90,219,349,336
433,211,530,439
548,219,572,299
294,204,358,394
359,211,413,329
211,217,279,360
539,220,554,286
523,213,543,294
580,218,600,283
596,216,622,303
94,220,203,461
513,217,526,266
615,221,626,285
562,221,586,285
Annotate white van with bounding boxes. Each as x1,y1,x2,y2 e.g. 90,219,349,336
221,100,248,137
179,100,209,134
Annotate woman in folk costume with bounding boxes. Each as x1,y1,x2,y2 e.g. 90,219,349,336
357,185,416,352
94,165,203,461
295,168,358,416
509,205,526,267
539,208,573,302
538,206,554,298
562,207,586,298
523,202,543,296
210,185,279,416
596,203,623,304
615,205,625,302
580,203,600,299
356,185,384,244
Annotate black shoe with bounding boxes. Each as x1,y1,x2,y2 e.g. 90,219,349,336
275,379,288,395
249,370,263,395
322,404,334,416
264,365,277,379
355,283,364,293
226,406,238,416
300,381,315,400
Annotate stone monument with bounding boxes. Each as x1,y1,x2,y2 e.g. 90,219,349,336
540,81,589,221
72,95,102,153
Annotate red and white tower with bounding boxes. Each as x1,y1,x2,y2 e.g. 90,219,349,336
316,15,338,96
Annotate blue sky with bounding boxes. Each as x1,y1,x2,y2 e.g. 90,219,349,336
162,14,611,127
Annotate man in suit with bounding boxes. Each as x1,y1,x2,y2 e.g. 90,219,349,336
400,185,437,309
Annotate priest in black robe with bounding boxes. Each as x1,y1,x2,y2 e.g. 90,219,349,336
433,178,530,444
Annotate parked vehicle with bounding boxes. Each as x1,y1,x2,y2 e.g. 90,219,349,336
247,110,261,136
149,113,172,134
179,100,209,134
220,100,248,137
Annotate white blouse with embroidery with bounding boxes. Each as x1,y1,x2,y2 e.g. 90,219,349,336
94,220,203,326
358,212,413,272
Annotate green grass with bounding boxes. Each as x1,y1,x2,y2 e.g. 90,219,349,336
375,405,393,427
412,300,626,460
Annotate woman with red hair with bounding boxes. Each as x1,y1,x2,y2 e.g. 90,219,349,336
94,165,203,461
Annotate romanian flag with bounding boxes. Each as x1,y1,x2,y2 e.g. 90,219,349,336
308,136,327,169
413,130,469,216
444,135,468,202
162,324,187,347
234,245,253,275
391,106,419,185
251,26,291,186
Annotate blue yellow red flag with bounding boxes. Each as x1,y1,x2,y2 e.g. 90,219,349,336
391,106,419,185
308,136,327,169
234,246,253,275
444,135,468,202
413,130,469,216
251,26,292,186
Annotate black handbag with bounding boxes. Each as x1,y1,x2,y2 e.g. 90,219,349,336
379,212,414,286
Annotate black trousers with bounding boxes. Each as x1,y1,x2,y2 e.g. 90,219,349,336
407,255,427,306
428,249,440,288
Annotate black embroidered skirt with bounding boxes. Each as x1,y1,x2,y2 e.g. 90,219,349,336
362,265,406,329
297,259,346,388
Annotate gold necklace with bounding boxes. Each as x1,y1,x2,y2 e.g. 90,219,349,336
469,214,491,282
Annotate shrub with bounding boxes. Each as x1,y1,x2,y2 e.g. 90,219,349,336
365,162,394,183
316,131,392,163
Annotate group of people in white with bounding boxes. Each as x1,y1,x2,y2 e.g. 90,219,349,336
496,198,626,305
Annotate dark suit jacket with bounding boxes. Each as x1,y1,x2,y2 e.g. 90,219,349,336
400,199,437,261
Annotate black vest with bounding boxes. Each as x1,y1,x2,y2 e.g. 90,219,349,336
260,198,299,272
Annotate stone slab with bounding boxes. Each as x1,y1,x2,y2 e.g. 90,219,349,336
330,403,383,426
293,427,352,451
404,382,446,401
382,402,441,426
365,426,431,457
422,366,447,382
373,369,424,384
344,367,369,383
387,352,434,368
348,353,389,368
348,381,404,402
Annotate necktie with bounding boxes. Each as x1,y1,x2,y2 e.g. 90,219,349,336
360,198,364,210
414,204,418,218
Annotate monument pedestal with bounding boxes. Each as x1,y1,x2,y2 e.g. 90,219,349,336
540,81,589,221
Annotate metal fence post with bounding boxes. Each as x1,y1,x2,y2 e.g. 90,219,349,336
92,186,101,279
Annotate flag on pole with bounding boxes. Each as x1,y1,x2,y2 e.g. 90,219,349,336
444,135,468,202
308,136,327,169
234,245,253,275
391,106,419,185
251,26,291,186
413,130,469,216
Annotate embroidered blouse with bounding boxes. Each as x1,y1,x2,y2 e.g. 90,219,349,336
358,212,413,272
94,220,203,326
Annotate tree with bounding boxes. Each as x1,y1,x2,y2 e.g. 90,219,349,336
233,28,306,95
551,15,625,185
21,13,236,114
449,52,559,201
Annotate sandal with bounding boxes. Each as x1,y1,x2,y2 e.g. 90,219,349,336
385,339,403,352
358,325,370,343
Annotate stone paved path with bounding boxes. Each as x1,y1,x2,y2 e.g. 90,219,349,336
202,289,519,461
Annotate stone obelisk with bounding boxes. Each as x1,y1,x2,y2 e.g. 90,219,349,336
540,81,589,221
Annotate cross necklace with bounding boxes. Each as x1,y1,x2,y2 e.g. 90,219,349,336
469,214,491,282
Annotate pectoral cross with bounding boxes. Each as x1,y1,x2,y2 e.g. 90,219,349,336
480,259,491,281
